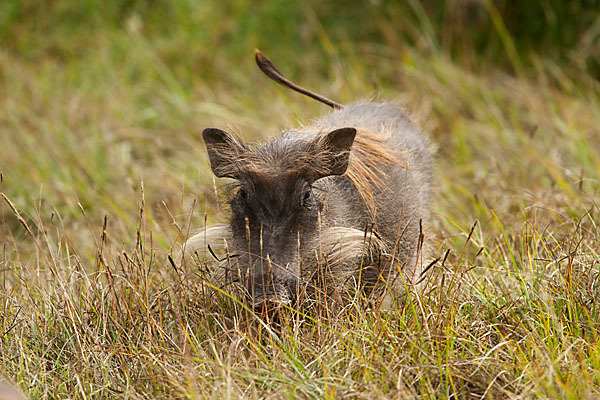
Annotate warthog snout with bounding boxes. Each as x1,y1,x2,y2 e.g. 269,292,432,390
245,258,299,308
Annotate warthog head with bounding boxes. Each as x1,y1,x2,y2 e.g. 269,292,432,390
201,126,357,308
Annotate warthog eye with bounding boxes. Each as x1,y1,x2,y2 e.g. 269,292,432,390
238,188,248,200
302,188,312,207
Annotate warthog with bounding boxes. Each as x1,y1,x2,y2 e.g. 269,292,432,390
184,51,433,309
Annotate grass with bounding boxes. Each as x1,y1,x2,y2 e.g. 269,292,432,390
1,1,600,398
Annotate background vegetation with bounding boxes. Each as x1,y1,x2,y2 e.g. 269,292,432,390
1,0,599,398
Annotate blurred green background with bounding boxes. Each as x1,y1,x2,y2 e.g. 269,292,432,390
2,0,599,74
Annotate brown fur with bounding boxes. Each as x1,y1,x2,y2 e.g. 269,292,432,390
344,128,402,217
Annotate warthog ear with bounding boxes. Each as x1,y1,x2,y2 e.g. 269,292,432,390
317,127,357,177
203,128,245,179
